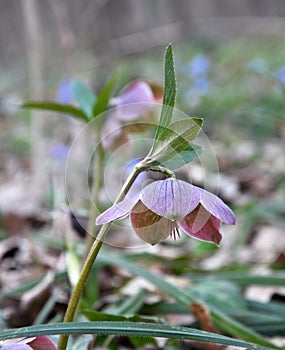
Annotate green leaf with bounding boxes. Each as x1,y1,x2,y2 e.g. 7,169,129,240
189,280,247,313
152,44,176,149
93,74,117,119
22,101,89,122
190,272,285,286
0,322,272,349
71,79,96,119
163,143,203,169
104,289,147,316
97,251,281,349
82,310,154,323
148,118,203,164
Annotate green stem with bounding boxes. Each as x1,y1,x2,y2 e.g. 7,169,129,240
57,165,143,350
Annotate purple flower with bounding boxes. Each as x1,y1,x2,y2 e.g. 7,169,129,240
50,143,70,162
1,336,57,350
101,80,163,151
96,178,236,245
56,79,73,104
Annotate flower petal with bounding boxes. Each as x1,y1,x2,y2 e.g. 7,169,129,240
96,193,139,225
28,336,57,350
1,345,31,350
199,189,236,224
114,81,154,122
179,204,222,245
117,81,154,106
130,201,173,245
140,179,200,220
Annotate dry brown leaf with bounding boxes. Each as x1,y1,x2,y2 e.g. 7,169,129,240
191,302,223,350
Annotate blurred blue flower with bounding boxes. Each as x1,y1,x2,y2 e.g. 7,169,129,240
275,65,285,86
188,54,210,79
50,143,70,162
192,77,212,95
57,79,73,104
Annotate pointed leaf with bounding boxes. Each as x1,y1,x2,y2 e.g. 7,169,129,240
162,143,203,169
152,44,176,148
22,101,89,121
71,79,96,119
93,73,117,118
0,322,273,349
149,118,203,164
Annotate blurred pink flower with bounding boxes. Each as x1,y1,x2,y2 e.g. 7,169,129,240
101,80,163,151
96,178,235,245
1,336,57,350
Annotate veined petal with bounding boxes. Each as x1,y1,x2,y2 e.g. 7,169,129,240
96,193,139,225
140,179,200,220
199,189,236,224
179,204,222,245
130,201,173,245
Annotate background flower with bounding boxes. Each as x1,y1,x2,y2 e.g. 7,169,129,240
101,80,162,151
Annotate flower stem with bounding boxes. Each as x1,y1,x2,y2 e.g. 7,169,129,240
57,165,143,350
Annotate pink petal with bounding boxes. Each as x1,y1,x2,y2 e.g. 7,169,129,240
130,201,173,245
179,204,222,245
199,189,236,224
116,81,154,106
114,81,154,122
28,336,57,350
140,179,200,220
96,193,139,225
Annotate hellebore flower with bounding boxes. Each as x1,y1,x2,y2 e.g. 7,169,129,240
0,336,57,350
101,80,163,151
96,178,236,245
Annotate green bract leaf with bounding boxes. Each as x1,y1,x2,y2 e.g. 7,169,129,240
0,322,272,349
152,44,176,149
71,79,96,119
22,101,89,122
162,143,203,170
148,118,203,165
92,74,117,119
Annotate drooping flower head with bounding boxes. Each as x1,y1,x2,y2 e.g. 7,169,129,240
96,178,236,245
101,80,163,151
